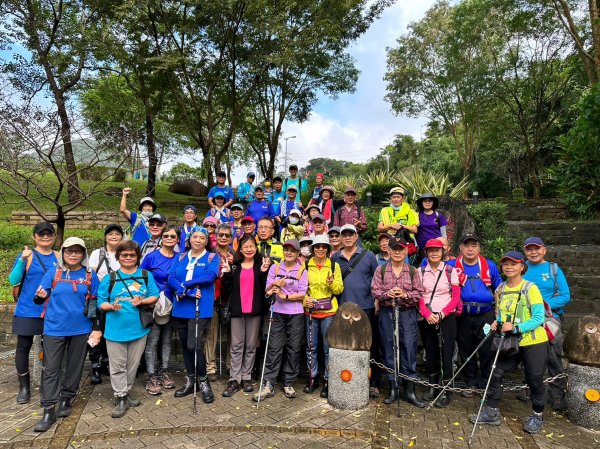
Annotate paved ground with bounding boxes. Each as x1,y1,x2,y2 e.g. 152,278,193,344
0,349,598,449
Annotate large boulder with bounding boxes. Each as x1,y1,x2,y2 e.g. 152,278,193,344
168,178,208,197
438,195,476,256
564,315,600,366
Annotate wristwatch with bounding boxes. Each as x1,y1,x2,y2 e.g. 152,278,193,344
286,294,289,300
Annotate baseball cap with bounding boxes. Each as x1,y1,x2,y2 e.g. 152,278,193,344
282,239,300,251
213,192,226,199
340,224,357,234
388,237,408,249
104,224,124,236
183,205,197,213
460,233,480,244
231,203,244,211
524,237,545,247
247,172,255,177
33,222,55,235
149,213,167,224
500,251,526,263
241,216,255,223
344,187,357,195
305,204,320,213
377,233,391,241
424,239,444,250
289,208,302,216
328,226,341,235
299,236,313,246
254,185,264,192
138,196,156,211
286,184,298,191
312,213,326,222
216,171,226,177
389,187,405,196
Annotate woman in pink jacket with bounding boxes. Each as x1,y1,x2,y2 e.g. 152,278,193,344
418,238,461,408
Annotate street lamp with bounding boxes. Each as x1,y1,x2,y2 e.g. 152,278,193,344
283,136,296,170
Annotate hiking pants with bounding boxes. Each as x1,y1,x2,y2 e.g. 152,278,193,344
456,311,494,387
106,336,147,398
547,339,567,399
144,321,173,375
487,342,548,413
423,314,457,381
380,307,419,380
263,313,304,386
204,307,220,374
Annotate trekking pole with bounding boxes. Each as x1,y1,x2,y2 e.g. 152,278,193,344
468,329,504,445
308,307,314,392
193,297,199,414
257,295,275,408
427,330,493,411
392,301,401,417
218,315,222,378
437,322,444,382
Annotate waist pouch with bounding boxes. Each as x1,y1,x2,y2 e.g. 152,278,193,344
313,297,333,311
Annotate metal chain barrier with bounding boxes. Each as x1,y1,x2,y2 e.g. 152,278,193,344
370,359,568,394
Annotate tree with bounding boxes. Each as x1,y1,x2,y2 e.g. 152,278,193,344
385,1,492,180
302,158,363,178
0,0,101,202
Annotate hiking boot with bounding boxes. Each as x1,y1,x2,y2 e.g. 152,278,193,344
16,372,30,404
320,381,329,399
128,395,141,407
222,379,241,397
111,395,129,418
207,373,218,382
403,380,426,408
174,375,198,398
303,378,320,394
550,395,567,412
469,406,502,426
253,380,275,402
383,379,399,405
422,374,439,402
158,369,176,389
241,380,254,392
517,386,530,401
100,361,110,376
56,398,72,418
369,386,380,398
199,378,214,404
434,382,450,408
462,386,478,398
145,374,162,396
284,386,296,399
91,364,102,385
523,412,543,434
34,406,56,432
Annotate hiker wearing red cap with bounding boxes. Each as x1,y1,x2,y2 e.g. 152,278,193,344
310,173,325,202
468,251,548,435
418,239,461,407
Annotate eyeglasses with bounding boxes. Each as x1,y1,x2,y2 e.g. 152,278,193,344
205,224,217,228
162,234,178,239
313,244,328,250
218,233,231,238
64,248,83,255
258,225,273,230
149,223,164,228
119,253,137,259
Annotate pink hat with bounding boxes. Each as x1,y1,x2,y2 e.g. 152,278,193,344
316,172,324,179
202,216,219,226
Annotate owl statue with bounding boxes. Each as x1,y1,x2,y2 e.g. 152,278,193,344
326,302,372,351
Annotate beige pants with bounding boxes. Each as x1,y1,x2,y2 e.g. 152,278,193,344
229,316,261,383
205,308,219,374
106,336,147,397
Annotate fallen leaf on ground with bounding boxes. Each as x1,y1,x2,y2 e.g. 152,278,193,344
408,440,415,447
452,422,460,426
155,399,162,406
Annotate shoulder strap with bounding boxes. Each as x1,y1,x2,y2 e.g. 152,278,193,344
342,251,367,280
409,265,416,282
380,263,387,282
51,268,63,289
32,250,48,272
356,204,362,217
142,269,149,286
97,248,107,272
108,272,117,298
521,280,534,308
550,262,559,296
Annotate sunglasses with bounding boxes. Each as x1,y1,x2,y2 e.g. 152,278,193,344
205,223,217,228
162,234,178,239
218,233,231,238
313,244,328,250
36,231,54,238
149,222,164,228
119,253,137,259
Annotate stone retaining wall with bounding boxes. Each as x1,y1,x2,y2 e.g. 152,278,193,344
0,303,16,347
11,211,129,230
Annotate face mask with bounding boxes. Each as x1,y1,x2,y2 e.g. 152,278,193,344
142,211,153,218
289,217,299,225
300,247,311,257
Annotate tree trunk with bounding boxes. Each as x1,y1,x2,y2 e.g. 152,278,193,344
144,108,158,197
56,100,80,203
590,0,600,81
527,153,542,200
54,211,66,248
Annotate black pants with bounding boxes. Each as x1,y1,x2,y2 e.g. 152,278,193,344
177,318,211,378
365,308,382,387
423,314,457,381
546,339,566,399
487,342,548,413
16,335,34,375
263,313,304,386
456,311,494,387
40,334,88,408
88,312,108,366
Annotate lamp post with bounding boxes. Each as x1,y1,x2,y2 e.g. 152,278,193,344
284,136,296,171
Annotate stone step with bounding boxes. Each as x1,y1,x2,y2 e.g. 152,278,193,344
507,221,600,246
569,274,600,290
506,201,568,221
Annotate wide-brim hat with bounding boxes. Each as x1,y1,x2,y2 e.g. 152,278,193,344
310,234,332,249
416,193,439,211
320,185,335,197
138,197,156,211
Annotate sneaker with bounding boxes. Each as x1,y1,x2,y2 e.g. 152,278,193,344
468,406,502,426
369,386,380,398
462,386,478,398
253,381,274,402
222,379,241,397
159,370,176,389
199,378,214,404
145,375,162,396
283,386,296,399
517,386,530,401
523,412,543,434
207,373,219,382
242,380,254,392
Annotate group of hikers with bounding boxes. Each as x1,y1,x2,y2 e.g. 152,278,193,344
8,166,570,436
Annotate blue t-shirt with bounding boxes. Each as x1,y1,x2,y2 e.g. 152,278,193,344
246,200,274,223
11,251,58,318
208,185,234,203
97,269,160,342
331,249,378,310
168,252,220,320
40,267,99,337
140,250,177,293
524,261,570,317
129,212,151,246
447,258,502,312
237,182,255,202
269,190,285,205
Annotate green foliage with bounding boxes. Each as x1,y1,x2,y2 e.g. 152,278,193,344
512,188,526,201
360,207,381,253
467,202,520,262
79,166,112,182
367,183,397,204
555,83,600,218
162,163,205,183
113,169,127,182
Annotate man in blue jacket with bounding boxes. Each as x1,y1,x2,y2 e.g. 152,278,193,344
447,234,502,396
246,186,274,223
523,236,570,411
